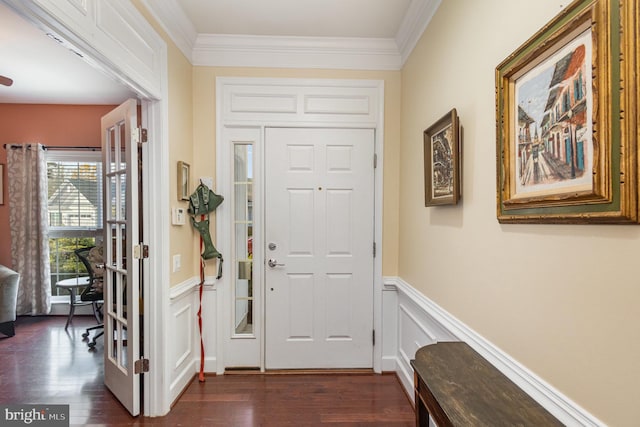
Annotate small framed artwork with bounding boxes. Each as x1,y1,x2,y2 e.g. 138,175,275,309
424,108,460,206
0,164,4,205
177,161,190,201
496,0,639,223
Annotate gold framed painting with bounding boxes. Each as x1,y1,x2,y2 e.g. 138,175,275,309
495,0,639,223
424,108,460,206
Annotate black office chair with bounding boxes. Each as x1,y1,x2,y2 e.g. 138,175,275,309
74,246,105,349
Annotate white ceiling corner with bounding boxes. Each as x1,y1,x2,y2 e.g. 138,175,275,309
396,0,442,64
139,0,197,63
143,0,441,71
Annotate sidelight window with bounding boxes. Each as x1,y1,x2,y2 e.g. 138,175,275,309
233,143,254,336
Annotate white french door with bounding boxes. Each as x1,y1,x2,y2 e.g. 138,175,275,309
264,127,375,369
101,98,141,415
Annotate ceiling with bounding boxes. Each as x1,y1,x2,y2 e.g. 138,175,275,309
177,0,412,38
0,0,437,104
0,2,135,104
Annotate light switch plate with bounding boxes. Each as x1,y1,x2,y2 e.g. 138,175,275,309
172,207,186,225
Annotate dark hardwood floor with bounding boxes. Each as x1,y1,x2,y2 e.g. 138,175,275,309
0,316,414,426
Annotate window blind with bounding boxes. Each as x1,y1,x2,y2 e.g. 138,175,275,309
47,152,103,230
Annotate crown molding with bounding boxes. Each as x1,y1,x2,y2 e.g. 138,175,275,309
192,34,401,70
139,0,196,62
396,0,442,65
141,0,441,70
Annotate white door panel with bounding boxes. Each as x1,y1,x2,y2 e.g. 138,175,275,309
101,98,140,415
265,127,374,369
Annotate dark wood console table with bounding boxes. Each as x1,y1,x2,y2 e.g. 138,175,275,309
410,342,563,426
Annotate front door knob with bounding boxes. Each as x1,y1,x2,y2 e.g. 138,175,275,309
268,259,285,268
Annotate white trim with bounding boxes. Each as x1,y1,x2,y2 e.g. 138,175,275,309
1,0,171,417
396,0,441,65
383,276,606,427
169,276,201,300
139,0,196,62
216,77,385,373
168,276,197,405
372,82,385,373
137,0,443,70
49,297,95,316
169,276,218,300
193,34,401,70
167,274,219,402
141,90,171,417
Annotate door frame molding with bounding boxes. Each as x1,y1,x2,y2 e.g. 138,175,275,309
2,0,171,416
216,77,385,373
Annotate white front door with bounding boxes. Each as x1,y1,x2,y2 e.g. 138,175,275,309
101,98,141,415
265,127,375,369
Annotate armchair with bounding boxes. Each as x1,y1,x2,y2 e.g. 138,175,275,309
0,265,19,337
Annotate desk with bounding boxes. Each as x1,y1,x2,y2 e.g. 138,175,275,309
55,277,92,330
411,342,563,427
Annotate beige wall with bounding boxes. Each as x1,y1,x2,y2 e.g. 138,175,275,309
166,46,195,284
135,2,402,281
133,1,196,285
192,67,401,278
400,1,639,425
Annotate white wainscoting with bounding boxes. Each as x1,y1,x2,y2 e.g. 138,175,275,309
382,276,605,427
169,274,604,426
168,276,218,405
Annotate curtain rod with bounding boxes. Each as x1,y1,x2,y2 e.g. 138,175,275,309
2,144,100,151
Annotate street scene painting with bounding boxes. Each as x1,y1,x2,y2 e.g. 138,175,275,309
424,108,459,206
430,124,454,199
513,29,593,198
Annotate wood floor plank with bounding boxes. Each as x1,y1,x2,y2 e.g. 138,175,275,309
0,316,414,426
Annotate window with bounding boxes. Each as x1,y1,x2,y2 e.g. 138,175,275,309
233,143,254,335
562,91,570,113
47,150,103,296
574,71,584,102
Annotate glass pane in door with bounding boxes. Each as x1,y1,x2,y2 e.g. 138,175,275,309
234,144,253,335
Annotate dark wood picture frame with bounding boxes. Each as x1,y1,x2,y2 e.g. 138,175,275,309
424,108,460,206
496,0,640,223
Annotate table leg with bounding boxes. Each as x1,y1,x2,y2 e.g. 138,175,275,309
65,288,77,330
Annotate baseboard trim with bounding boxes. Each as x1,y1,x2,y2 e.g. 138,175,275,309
384,276,605,427
224,368,375,375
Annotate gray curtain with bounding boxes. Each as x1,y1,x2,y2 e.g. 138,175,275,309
7,143,51,315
